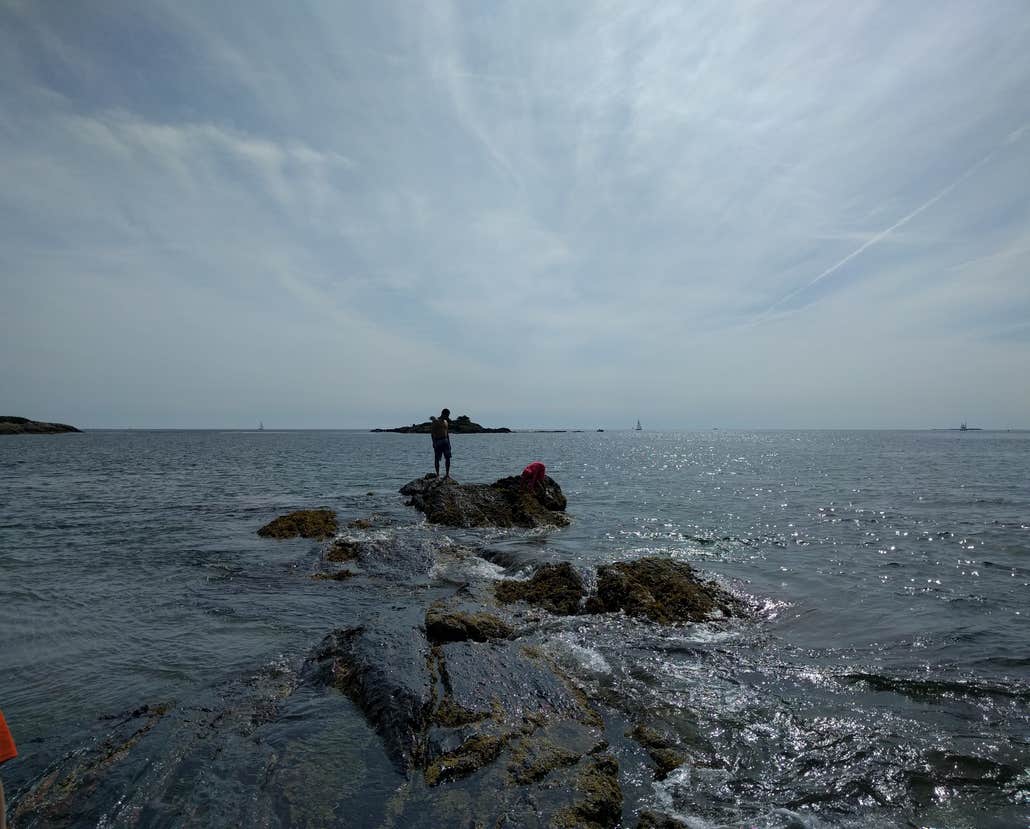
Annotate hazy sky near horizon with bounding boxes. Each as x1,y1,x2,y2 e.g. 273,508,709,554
2,1,1029,429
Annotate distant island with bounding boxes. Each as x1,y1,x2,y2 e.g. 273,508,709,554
372,414,511,434
0,416,81,435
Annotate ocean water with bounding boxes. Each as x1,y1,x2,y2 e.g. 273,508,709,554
0,429,1027,827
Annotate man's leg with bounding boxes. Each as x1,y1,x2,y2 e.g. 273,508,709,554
445,456,450,478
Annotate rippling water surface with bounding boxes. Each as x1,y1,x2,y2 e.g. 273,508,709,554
1,429,1027,827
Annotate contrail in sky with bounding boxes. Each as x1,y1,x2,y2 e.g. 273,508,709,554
757,125,1028,320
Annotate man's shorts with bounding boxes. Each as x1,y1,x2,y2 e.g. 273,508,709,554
433,436,452,462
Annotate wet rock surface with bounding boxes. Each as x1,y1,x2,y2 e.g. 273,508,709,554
257,508,338,540
596,556,735,623
400,473,569,528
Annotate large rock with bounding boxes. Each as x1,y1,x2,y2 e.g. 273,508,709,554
595,557,734,623
400,474,569,528
0,415,81,434
372,414,511,433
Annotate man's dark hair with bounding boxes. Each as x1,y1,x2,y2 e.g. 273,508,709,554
441,408,450,418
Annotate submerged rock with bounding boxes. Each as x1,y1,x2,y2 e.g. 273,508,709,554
494,562,585,615
595,557,734,623
400,474,569,528
257,509,338,540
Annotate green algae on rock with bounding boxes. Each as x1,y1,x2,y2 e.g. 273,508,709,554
257,509,338,540
494,562,584,616
595,557,734,623
424,733,509,786
507,738,582,785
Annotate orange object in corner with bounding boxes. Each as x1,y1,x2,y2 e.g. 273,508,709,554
0,709,16,763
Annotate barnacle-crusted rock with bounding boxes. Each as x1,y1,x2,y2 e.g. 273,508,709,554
595,557,733,623
400,474,569,528
257,509,338,540
494,562,585,616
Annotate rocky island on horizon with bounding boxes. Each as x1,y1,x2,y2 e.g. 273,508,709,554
0,416,81,435
371,414,511,434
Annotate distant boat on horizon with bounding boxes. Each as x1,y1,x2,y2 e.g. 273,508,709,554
635,419,642,431
258,421,264,431
959,422,982,431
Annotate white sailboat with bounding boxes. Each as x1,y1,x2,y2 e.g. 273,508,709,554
635,419,642,431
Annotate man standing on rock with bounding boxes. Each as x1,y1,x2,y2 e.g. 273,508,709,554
430,408,451,479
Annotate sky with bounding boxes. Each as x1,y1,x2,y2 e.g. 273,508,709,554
2,1,1029,429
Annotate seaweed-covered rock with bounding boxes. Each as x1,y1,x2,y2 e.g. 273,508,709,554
595,557,733,623
425,603,514,644
0,415,81,434
552,754,623,829
326,539,359,561
257,509,338,540
628,724,686,780
494,562,584,616
400,474,569,528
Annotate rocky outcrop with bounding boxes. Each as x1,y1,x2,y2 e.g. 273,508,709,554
372,414,511,433
400,474,569,528
257,509,338,540
595,557,735,623
0,416,81,434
